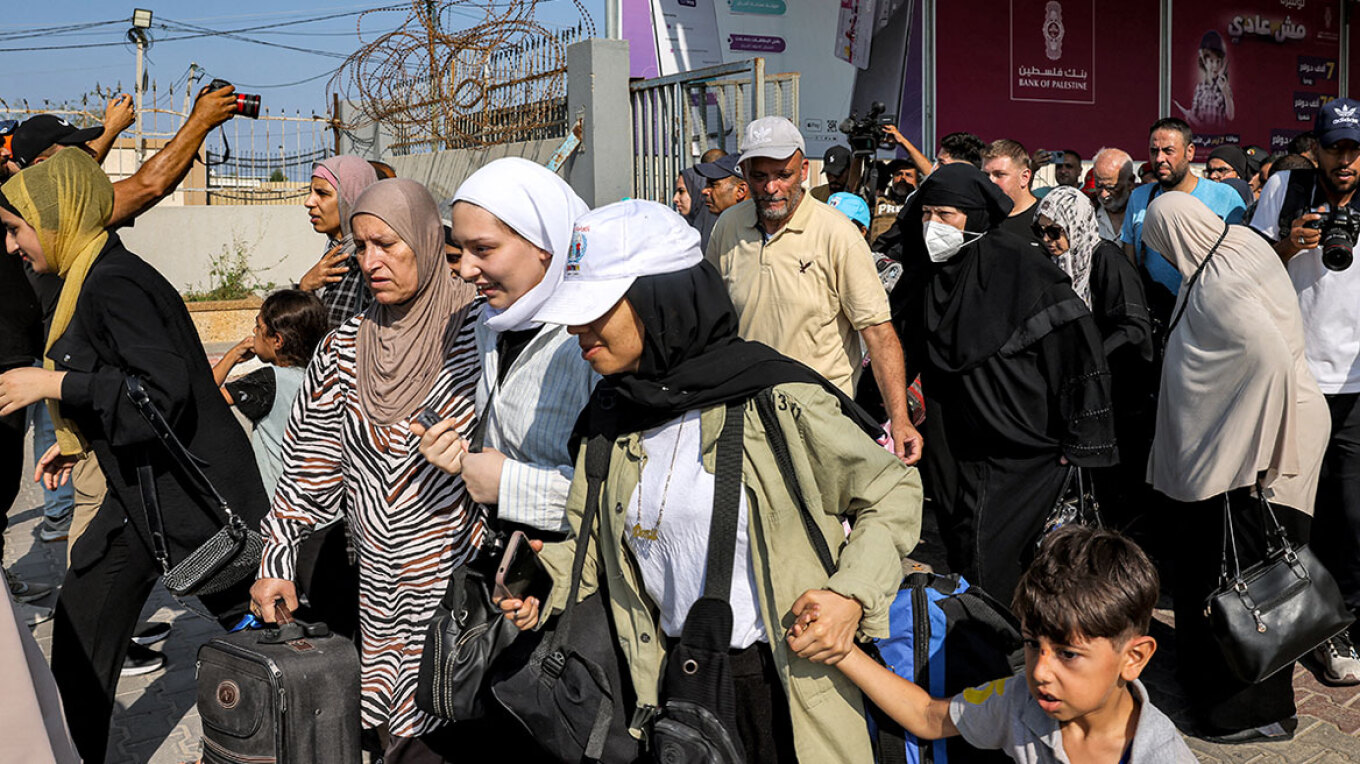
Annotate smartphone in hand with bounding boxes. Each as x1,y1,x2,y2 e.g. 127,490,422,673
495,531,552,603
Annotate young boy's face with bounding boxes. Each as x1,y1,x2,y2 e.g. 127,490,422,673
1022,630,1155,723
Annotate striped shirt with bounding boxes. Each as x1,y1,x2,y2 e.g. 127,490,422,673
260,306,483,738
475,320,599,532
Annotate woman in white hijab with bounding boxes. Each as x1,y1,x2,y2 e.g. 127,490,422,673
1142,190,1329,742
415,157,595,539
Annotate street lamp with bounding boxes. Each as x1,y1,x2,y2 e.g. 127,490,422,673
128,9,153,166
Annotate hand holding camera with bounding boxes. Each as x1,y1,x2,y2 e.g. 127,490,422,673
1290,205,1358,270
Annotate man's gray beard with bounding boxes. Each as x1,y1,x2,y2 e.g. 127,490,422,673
756,186,804,222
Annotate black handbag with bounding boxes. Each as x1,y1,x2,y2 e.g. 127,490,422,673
125,375,263,597
1038,465,1102,547
415,387,519,722
415,563,518,721
1205,488,1355,684
649,401,747,764
490,433,640,764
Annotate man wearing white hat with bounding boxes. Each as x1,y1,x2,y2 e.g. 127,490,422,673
706,116,921,464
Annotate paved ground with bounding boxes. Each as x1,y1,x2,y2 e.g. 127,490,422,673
8,419,1360,762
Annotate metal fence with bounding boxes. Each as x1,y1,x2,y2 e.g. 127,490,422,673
382,24,585,155
1,93,333,206
630,58,800,204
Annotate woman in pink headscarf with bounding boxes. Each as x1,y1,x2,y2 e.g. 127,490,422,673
298,155,379,327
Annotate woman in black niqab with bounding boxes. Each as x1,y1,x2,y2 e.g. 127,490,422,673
883,163,1118,603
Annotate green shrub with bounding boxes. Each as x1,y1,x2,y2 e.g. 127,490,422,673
183,236,277,302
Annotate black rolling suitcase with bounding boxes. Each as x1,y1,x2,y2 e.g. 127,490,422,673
196,603,362,763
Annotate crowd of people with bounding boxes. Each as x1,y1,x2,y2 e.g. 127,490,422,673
0,77,1355,764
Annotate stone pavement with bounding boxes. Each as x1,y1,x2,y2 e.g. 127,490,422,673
7,421,1360,762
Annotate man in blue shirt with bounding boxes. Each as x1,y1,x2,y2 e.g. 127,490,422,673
1120,118,1246,322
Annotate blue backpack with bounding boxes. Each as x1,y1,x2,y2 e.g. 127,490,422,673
867,572,1024,764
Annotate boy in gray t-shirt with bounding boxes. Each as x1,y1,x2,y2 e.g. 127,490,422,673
793,525,1196,763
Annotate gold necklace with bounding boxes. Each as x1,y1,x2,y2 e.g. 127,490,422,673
631,416,686,541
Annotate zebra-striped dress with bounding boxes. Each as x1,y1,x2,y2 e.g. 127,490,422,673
260,305,483,738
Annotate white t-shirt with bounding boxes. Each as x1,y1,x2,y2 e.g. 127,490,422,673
1251,170,1360,394
623,410,767,649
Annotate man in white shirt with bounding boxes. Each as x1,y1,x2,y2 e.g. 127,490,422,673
1250,97,1360,685
1091,147,1135,242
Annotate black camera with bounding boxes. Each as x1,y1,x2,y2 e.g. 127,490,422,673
1304,206,1360,271
207,78,261,119
838,101,894,157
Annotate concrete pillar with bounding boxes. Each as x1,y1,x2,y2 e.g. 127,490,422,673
566,38,633,206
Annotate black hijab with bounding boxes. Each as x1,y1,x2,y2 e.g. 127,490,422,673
578,260,881,439
887,163,1084,374
681,166,718,251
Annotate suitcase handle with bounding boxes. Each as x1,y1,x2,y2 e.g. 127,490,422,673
259,599,333,644
273,598,295,626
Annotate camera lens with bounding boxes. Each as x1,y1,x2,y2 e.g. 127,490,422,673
236,93,262,119
1323,239,1353,271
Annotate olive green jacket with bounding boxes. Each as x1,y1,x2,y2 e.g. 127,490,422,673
538,382,923,763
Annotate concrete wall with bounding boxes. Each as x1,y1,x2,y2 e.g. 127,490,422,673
387,138,571,202
118,205,324,294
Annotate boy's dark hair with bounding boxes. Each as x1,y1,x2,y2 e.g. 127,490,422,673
939,132,986,168
1149,117,1193,146
260,289,328,367
1012,525,1158,645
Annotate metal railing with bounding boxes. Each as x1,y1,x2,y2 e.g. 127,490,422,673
377,24,585,155
1,98,333,206
630,59,800,204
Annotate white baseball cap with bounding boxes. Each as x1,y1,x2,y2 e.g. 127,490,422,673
532,199,703,326
738,116,806,162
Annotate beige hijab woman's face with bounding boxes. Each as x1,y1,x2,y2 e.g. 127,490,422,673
352,213,420,304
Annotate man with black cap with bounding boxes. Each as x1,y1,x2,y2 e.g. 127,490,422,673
867,158,916,243
811,144,857,203
1249,97,1360,687
695,153,749,217
8,83,237,227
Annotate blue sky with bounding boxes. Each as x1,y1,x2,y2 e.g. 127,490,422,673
0,1,602,119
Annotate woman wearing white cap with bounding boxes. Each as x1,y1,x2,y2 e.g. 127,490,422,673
500,199,922,763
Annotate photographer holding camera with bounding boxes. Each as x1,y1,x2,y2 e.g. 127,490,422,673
1250,96,1360,685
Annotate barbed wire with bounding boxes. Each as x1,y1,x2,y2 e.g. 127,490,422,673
329,0,592,149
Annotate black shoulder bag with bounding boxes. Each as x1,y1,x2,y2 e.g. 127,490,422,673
415,389,520,722
125,375,264,597
649,401,748,764
1206,485,1354,684
490,432,640,763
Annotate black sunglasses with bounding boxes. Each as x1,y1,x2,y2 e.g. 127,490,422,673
1031,223,1065,241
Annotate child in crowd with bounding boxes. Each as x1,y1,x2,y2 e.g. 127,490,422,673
212,289,328,496
794,525,1196,763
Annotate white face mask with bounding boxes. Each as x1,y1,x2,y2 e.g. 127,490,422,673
922,220,982,262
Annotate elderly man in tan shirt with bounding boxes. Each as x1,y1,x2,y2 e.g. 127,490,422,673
706,117,922,464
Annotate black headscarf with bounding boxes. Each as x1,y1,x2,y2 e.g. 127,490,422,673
681,166,718,252
886,163,1084,374
578,260,881,439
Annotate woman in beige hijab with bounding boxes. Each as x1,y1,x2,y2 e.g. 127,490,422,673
250,179,482,762
1142,190,1329,742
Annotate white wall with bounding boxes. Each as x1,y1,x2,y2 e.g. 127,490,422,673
118,205,324,294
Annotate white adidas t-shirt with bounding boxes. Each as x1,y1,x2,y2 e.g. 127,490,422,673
1252,170,1360,394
